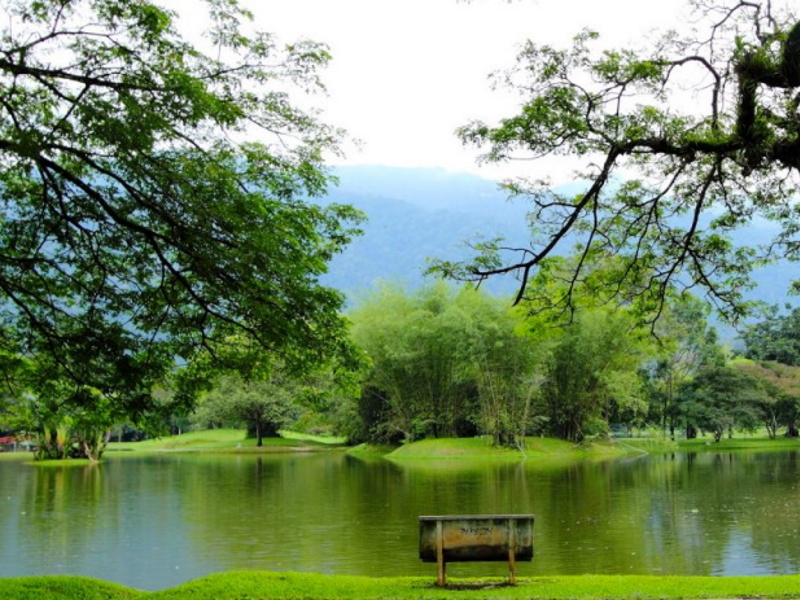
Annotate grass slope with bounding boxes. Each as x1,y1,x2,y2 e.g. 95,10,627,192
2,575,143,600
383,436,669,461
105,429,345,454
7,572,800,600
7,429,799,463
380,434,800,461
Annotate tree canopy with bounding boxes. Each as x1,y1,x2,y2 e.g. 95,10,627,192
742,305,800,365
347,282,539,445
0,0,362,423
434,0,800,322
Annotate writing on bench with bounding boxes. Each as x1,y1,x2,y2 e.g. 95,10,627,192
418,514,534,586
460,525,493,536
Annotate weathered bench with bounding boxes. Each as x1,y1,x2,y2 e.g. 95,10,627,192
418,514,534,586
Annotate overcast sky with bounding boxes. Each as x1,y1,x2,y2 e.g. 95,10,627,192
238,0,689,181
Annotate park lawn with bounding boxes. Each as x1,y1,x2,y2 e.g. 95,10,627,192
8,429,799,462
386,437,528,460
1,429,347,463
0,451,27,461
378,432,800,462
7,572,800,600
105,429,345,454
382,436,672,461
676,435,800,452
0,575,143,600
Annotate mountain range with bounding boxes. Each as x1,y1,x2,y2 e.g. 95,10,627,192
319,165,797,310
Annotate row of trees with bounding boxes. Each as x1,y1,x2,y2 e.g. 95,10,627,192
0,0,362,459
100,277,798,450
342,279,800,446
8,273,800,454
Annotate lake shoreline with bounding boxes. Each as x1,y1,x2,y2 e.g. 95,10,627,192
4,429,799,463
6,571,800,600
351,433,800,461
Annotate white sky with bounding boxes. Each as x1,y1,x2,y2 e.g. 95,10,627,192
237,0,689,181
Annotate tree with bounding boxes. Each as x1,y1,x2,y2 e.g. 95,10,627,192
434,1,800,322
676,366,766,441
347,282,538,445
464,289,542,447
642,294,723,438
195,370,298,447
7,380,115,461
539,307,647,442
349,283,477,443
742,305,800,366
738,306,800,436
0,0,362,423
735,359,800,437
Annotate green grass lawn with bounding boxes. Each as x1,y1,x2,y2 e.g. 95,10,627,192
105,428,346,454
676,435,800,452
376,432,800,462
386,437,526,460
0,451,28,461
382,435,669,462
9,428,799,463
7,571,800,600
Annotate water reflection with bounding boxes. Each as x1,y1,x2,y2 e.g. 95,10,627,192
2,449,800,590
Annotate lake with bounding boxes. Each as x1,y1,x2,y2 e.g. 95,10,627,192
2,449,800,590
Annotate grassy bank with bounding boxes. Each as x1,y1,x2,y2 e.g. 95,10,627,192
0,429,347,462
105,428,346,454
6,429,798,462
377,436,666,465
376,433,800,461
7,571,800,600
676,435,800,452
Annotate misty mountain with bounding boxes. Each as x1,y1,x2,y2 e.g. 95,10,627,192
320,166,533,299
319,165,797,308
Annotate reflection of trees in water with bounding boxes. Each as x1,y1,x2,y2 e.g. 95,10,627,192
532,451,800,576
732,452,800,573
9,451,800,581
21,464,108,565
176,453,409,574
532,454,746,576
176,451,800,577
179,454,539,577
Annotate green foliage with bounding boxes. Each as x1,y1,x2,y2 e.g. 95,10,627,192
641,295,722,438
734,359,800,438
0,0,362,424
5,365,117,460
738,306,800,436
194,370,299,446
538,307,647,442
742,306,800,366
676,366,767,442
348,282,538,446
438,3,800,321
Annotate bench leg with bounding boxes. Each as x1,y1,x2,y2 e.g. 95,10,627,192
436,520,446,586
508,518,517,585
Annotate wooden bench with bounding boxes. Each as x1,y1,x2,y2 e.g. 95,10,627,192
419,514,534,586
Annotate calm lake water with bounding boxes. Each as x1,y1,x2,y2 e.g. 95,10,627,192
2,449,800,590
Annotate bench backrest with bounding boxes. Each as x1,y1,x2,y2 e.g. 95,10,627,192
419,514,534,563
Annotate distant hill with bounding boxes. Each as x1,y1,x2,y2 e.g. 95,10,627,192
318,165,797,310
320,166,533,299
